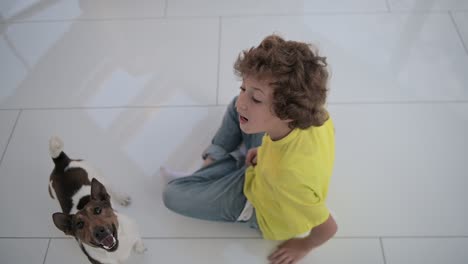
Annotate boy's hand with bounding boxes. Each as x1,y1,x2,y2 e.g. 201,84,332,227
268,238,311,264
245,147,258,166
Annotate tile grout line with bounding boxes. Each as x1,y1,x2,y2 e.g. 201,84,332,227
164,0,169,17
328,100,468,105
448,11,468,56
42,238,51,264
1,10,462,24
138,235,468,239
379,237,388,264
0,110,22,168
0,105,223,111
0,11,381,24
1,100,468,112
385,0,392,12
2,34,31,71
216,16,222,105
2,235,468,239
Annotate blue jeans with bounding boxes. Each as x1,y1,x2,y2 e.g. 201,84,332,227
162,96,263,229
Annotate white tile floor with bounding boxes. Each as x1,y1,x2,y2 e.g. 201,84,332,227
0,1,467,264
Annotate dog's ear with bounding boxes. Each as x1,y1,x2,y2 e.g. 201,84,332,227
90,178,110,202
52,213,74,235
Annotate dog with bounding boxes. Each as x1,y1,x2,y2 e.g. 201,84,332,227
48,136,146,264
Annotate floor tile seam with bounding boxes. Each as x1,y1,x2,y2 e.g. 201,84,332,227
449,11,468,56
1,10,466,24
164,0,169,17
168,11,394,18
0,105,223,111
42,239,51,264
1,100,467,111
0,110,21,168
451,11,468,14
330,100,468,105
141,236,468,239
387,8,468,13
0,16,217,24
385,0,392,12
379,236,468,239
2,34,31,71
379,237,388,264
126,9,468,17
2,235,468,239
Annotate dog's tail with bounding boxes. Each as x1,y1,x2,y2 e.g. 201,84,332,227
49,136,71,169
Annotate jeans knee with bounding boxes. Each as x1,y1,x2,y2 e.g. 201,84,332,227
162,184,179,212
162,183,199,218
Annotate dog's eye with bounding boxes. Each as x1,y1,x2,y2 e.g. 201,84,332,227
94,207,102,215
76,221,84,229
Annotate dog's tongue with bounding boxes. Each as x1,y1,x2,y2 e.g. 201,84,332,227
101,235,115,248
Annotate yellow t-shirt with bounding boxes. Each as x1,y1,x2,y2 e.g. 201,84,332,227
244,118,335,240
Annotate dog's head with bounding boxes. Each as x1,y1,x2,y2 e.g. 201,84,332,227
52,179,120,252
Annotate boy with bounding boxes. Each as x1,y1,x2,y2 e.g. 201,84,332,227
163,35,337,264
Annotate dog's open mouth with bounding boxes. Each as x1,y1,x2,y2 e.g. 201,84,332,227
100,234,117,250
96,225,119,252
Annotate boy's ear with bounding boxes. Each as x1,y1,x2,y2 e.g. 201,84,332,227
90,178,110,202
52,213,74,235
280,117,294,124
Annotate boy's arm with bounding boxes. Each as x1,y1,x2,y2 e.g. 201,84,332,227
268,214,337,264
202,96,243,161
303,213,338,249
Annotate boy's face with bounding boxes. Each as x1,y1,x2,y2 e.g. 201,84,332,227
235,76,292,140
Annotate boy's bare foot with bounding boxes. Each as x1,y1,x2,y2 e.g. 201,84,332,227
202,157,214,167
160,167,190,182
161,157,214,184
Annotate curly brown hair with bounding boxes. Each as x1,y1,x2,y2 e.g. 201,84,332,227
234,35,330,129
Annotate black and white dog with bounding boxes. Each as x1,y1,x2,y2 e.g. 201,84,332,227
48,136,146,264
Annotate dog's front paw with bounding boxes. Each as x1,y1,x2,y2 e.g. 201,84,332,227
134,240,147,254
113,193,131,206
118,195,132,206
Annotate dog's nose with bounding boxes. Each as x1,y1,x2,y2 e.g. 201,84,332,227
94,227,108,240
